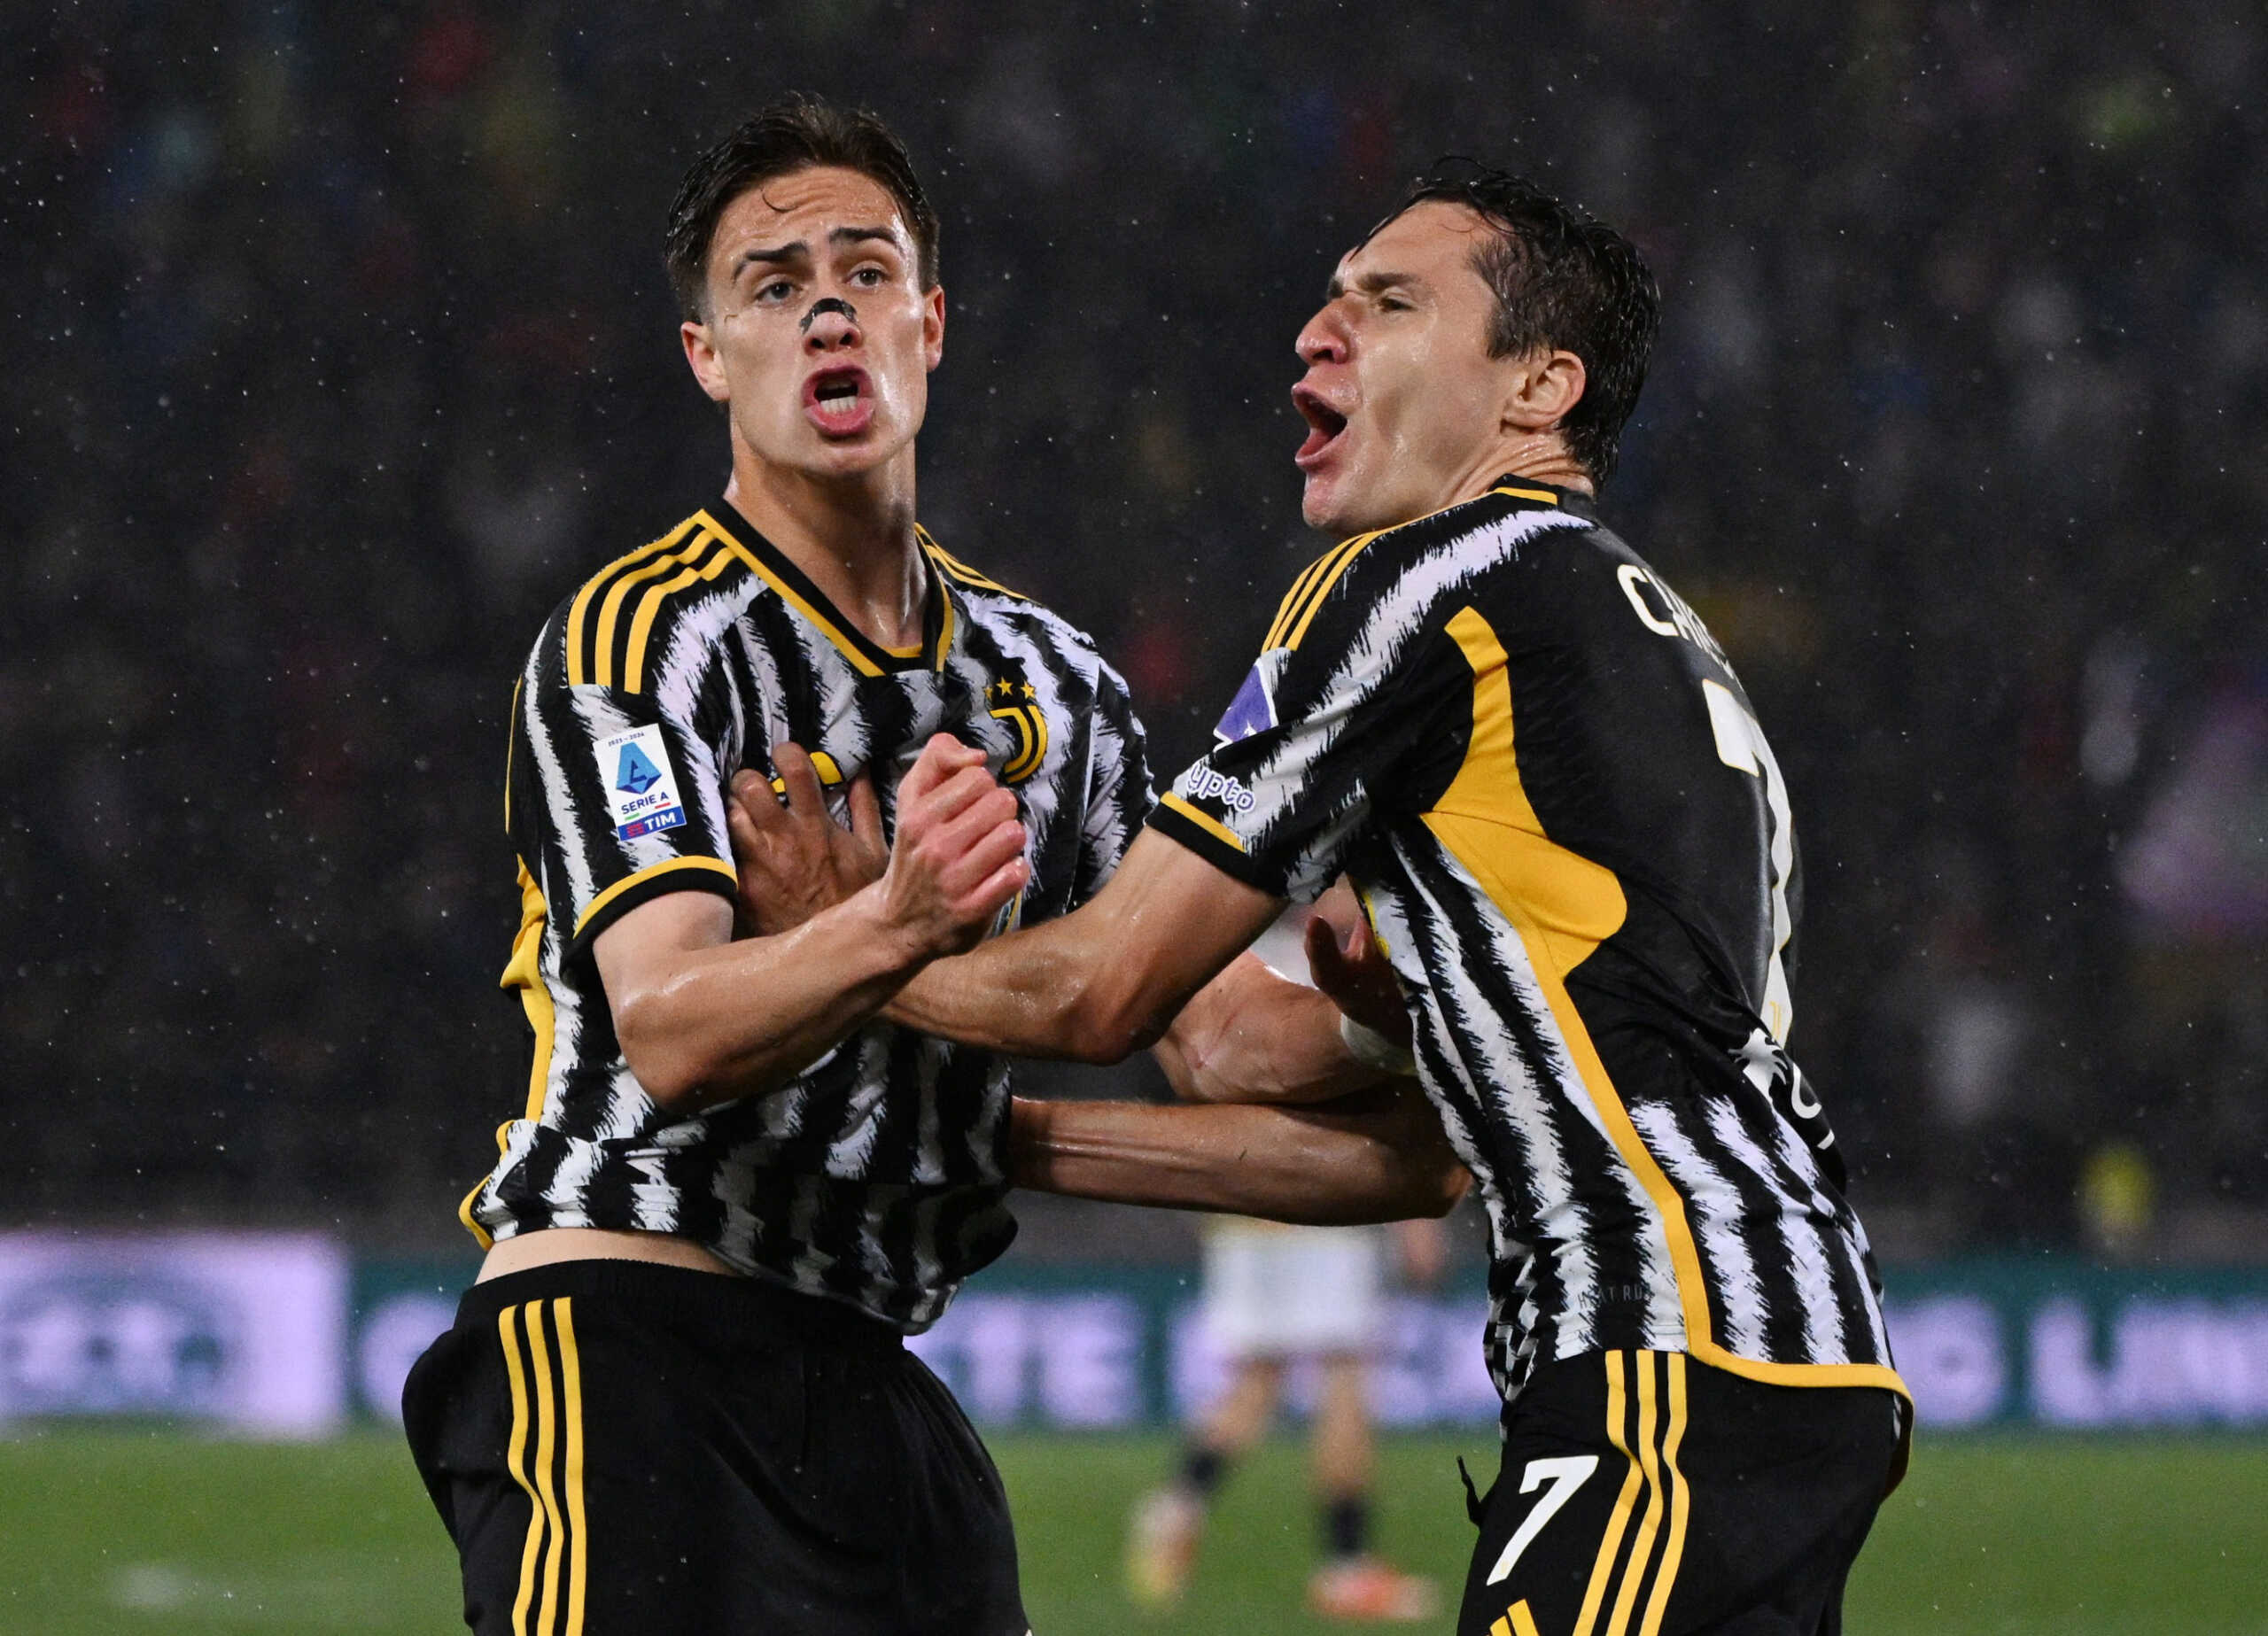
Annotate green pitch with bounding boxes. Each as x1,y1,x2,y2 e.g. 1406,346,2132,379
0,1428,2261,1633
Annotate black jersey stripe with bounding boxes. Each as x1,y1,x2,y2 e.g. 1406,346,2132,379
563,516,705,687
587,525,726,690
620,540,751,694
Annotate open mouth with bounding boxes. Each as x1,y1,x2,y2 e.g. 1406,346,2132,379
804,368,874,435
1292,384,1348,465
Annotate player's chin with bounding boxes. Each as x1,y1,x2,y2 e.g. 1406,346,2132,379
792,422,897,476
1299,472,1359,536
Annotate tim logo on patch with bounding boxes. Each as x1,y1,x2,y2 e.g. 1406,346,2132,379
600,725,687,841
1214,647,1288,746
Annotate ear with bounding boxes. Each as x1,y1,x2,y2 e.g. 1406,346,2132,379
1503,347,1586,436
922,284,945,372
681,317,731,403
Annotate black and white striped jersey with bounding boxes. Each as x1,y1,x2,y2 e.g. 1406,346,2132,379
462,500,1152,1331
1150,478,1907,1409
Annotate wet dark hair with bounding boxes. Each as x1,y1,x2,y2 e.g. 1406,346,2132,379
1367,160,1659,485
664,93,940,322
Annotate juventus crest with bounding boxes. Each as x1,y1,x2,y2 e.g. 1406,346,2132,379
984,667,1050,786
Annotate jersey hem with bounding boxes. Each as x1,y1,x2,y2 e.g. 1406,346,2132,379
1684,1344,1909,1403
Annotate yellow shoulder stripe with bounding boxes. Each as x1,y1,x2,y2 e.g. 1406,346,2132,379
1263,548,1337,651
920,528,1026,601
1270,530,1382,651
1285,531,1379,649
565,516,704,687
1262,485,1560,655
622,539,743,694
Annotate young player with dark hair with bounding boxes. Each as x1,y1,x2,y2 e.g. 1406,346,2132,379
735,163,1911,1635
401,97,1456,1636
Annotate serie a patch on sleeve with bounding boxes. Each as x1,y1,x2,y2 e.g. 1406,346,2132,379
599,724,688,841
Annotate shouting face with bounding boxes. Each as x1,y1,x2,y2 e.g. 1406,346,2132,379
1290,200,1536,538
681,166,944,485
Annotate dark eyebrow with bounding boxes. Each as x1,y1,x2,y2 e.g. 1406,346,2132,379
734,240,809,275
734,226,903,276
1324,267,1418,302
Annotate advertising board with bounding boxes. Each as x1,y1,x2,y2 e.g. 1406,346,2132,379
0,1231,349,1438
8,1239,2266,1437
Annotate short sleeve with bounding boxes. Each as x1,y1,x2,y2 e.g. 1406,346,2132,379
511,646,741,964
1072,657,1155,908
1147,540,1456,903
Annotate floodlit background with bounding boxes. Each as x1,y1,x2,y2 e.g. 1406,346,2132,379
3,3,2264,1632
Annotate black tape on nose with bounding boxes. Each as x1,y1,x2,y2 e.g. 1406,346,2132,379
800,297,858,334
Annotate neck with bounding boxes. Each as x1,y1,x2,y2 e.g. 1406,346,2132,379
723,442,927,649
1450,430,1595,505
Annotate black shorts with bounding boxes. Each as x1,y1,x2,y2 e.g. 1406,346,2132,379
401,1260,1028,1636
1456,1350,1904,1636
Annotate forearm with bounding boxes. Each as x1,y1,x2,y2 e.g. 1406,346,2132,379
1153,954,1388,1105
883,831,1285,1063
882,914,1134,1061
1006,1090,1467,1224
616,887,922,1111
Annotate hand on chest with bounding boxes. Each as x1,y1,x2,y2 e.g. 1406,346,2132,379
746,658,1056,827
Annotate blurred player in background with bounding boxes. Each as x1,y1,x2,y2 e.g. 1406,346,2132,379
1130,1216,1446,1619
736,162,1911,1635
1129,909,1446,1622
404,95,1446,1636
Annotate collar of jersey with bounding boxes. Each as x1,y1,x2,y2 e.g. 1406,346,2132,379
1487,472,1596,515
702,500,959,678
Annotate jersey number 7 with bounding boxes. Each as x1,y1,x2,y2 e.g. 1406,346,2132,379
1484,1454,1599,1585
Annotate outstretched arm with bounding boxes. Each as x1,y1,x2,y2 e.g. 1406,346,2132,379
726,757,1400,1101
875,830,1342,1071
1006,1083,1468,1224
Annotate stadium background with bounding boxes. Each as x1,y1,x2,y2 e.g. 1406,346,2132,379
3,2,2264,1632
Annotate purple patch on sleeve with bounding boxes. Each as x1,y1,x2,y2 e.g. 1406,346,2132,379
1213,652,1282,746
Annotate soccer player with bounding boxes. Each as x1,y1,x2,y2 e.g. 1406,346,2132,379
736,164,1911,1634
1130,1211,1449,1620
1126,908,1445,1622
400,97,1455,1636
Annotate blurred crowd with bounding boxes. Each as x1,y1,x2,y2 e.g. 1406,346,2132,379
4,0,2262,1257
